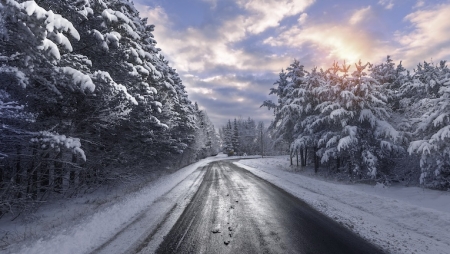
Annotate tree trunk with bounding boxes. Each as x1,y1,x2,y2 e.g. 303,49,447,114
300,148,304,168
32,166,38,200
314,146,319,173
27,146,37,199
79,169,86,186
54,151,63,193
290,152,293,166
0,162,3,190
69,154,76,187
15,146,22,199
40,152,50,193
336,157,340,172
260,128,264,158
303,147,307,166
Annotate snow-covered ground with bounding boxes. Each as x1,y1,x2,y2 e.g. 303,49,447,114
0,154,257,254
236,156,450,254
2,155,449,254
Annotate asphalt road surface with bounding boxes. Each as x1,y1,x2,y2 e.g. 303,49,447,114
156,161,384,254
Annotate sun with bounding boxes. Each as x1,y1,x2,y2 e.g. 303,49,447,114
324,36,362,64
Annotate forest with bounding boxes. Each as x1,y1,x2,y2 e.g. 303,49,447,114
263,57,450,190
0,0,220,216
219,117,272,157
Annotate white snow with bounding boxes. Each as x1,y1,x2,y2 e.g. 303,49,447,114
121,23,140,40
101,9,118,23
2,155,449,254
60,66,95,92
37,39,60,60
2,154,245,254
93,71,138,105
91,29,104,41
235,156,450,254
0,66,29,87
31,131,86,161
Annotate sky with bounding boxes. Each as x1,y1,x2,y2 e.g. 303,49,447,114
134,0,450,128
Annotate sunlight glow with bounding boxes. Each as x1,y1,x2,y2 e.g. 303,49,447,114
306,30,364,66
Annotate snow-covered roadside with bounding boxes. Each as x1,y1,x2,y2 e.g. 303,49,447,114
235,157,450,254
1,154,255,254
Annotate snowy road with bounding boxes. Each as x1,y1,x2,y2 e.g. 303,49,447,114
154,161,383,254
12,155,449,254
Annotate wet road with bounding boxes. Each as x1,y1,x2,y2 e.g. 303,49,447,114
156,161,383,254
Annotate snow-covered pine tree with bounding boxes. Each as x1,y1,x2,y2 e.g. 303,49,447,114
0,0,94,209
407,61,450,189
370,56,409,112
313,61,402,179
291,66,326,170
232,118,240,155
193,108,220,157
238,117,257,155
222,120,234,155
220,117,265,156
263,61,309,165
0,0,207,214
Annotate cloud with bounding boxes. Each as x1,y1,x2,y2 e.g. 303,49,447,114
183,73,277,126
135,0,318,80
236,0,316,34
137,4,170,28
349,6,372,25
413,0,425,9
264,24,392,68
298,13,308,25
135,0,450,127
378,0,394,9
137,1,297,75
395,3,450,66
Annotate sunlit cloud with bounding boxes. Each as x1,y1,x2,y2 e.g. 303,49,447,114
349,6,372,25
395,3,450,66
236,0,315,34
190,87,214,95
264,24,392,67
298,13,308,25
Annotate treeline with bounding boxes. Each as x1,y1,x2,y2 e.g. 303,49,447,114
0,0,219,216
219,117,271,156
263,57,450,189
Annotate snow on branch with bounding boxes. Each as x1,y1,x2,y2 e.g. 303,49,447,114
93,71,138,105
2,0,80,60
60,67,95,93
31,131,86,161
0,66,29,88
150,116,168,129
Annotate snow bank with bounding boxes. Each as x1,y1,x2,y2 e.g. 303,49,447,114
235,157,450,254
12,154,237,254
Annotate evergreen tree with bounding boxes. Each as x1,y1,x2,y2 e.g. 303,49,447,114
0,0,215,214
406,61,450,189
232,118,240,155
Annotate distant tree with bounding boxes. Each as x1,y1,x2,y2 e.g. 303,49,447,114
232,119,240,154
